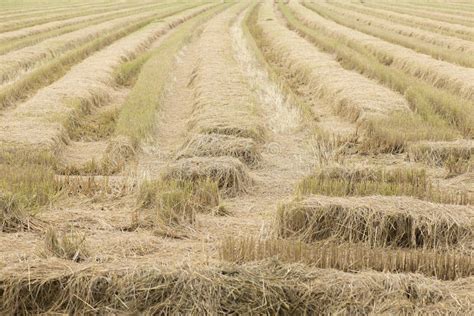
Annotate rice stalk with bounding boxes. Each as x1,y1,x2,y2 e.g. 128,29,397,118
296,165,471,205
220,237,473,280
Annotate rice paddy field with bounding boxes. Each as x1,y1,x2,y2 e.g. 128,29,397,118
0,0,473,313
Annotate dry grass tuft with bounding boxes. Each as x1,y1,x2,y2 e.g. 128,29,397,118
0,192,41,233
67,106,119,141
43,227,89,262
0,164,58,232
275,195,473,249
177,133,261,167
220,237,473,280
297,165,471,205
163,156,253,196
0,259,472,314
137,179,220,227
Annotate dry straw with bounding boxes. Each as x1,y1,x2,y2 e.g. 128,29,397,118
136,178,220,227
220,237,473,280
163,156,253,196
0,259,472,314
275,195,473,249
176,133,261,167
186,3,266,144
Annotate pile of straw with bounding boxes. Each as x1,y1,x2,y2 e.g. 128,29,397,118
163,156,252,196
275,195,473,249
177,133,261,166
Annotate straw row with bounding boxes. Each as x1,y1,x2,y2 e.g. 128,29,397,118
330,2,474,41
316,2,474,56
365,2,474,27
0,6,212,156
0,2,171,44
0,5,188,86
255,1,410,128
0,259,471,314
0,0,154,33
163,3,259,196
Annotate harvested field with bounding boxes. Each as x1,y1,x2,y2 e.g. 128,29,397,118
1,0,473,313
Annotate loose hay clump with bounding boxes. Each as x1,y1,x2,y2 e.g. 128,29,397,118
163,157,253,196
275,195,473,249
0,192,41,233
177,133,261,166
